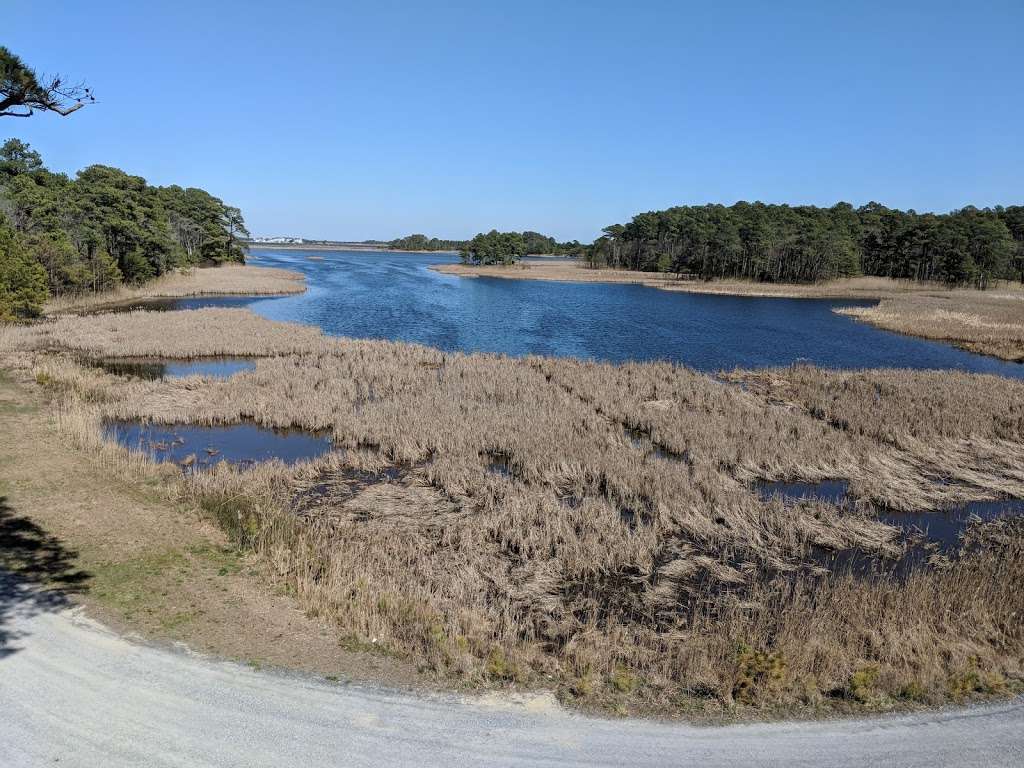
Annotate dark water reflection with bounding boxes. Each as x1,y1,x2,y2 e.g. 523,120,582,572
93,358,256,380
114,249,1024,377
97,295,259,313
104,421,332,468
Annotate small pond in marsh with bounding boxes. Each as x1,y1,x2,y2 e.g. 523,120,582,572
104,420,333,468
92,357,256,380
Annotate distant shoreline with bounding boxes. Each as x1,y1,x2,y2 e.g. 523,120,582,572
246,242,460,255
246,243,572,258
429,261,901,298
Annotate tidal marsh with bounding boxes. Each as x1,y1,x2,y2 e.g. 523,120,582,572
4,307,1024,715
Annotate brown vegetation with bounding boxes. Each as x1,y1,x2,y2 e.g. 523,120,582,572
5,307,325,359
3,308,1023,717
837,291,1024,361
0,369,426,689
44,264,306,313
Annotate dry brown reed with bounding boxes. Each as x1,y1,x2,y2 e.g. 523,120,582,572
7,308,1024,715
837,291,1024,361
44,264,306,313
5,308,326,359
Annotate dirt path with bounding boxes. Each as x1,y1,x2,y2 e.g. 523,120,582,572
0,367,423,688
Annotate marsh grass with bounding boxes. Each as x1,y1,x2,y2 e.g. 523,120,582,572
4,308,326,359
837,291,1024,361
6,308,1024,715
44,264,306,313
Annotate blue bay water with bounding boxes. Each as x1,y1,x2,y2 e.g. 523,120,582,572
168,249,1023,377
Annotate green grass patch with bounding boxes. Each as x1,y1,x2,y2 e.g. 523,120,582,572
339,633,400,658
187,542,244,576
158,610,198,632
90,549,189,618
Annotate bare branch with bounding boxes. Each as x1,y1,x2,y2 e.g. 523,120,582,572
49,102,85,117
0,46,95,119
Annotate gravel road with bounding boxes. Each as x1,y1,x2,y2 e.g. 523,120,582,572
2,577,1021,767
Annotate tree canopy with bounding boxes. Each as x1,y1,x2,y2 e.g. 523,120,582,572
390,230,581,256
0,216,47,320
587,201,1022,287
0,139,249,316
388,233,467,251
0,47,94,118
460,230,527,265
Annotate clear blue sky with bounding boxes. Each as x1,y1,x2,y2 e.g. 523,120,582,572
5,1,1022,242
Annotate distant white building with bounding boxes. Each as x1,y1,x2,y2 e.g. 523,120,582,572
250,236,306,244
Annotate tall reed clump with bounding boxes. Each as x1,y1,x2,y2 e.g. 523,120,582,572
6,308,1024,716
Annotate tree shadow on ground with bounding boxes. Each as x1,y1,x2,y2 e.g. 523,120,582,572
0,495,91,658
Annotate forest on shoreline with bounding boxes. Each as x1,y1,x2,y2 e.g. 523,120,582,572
390,230,583,256
4,131,1024,323
587,202,1024,287
389,202,1024,290
0,138,249,320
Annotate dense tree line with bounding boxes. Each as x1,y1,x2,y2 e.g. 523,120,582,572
587,202,1024,287
0,138,249,318
519,231,585,257
394,230,583,256
1000,206,1024,283
388,233,467,251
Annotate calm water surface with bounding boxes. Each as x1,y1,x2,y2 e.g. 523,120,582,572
104,420,332,468
92,357,256,380
145,249,1024,377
